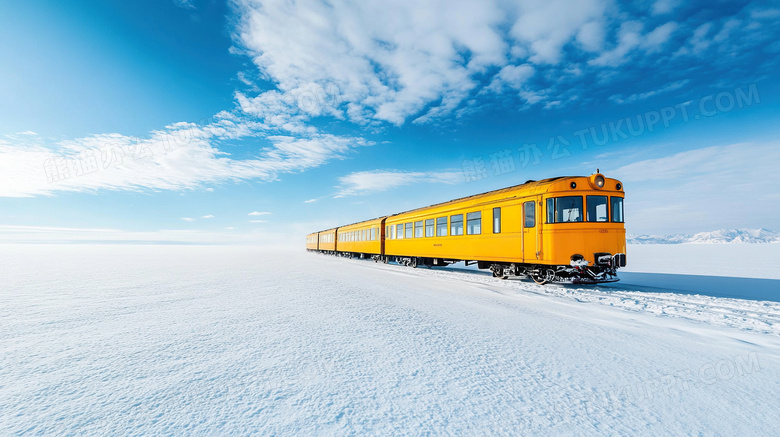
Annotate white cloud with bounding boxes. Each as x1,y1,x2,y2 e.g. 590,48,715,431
335,169,462,197
643,22,678,53
0,128,369,197
749,8,780,20
486,64,535,93
303,198,318,203
589,21,644,67
173,0,196,10
576,20,606,52
232,0,640,123
609,79,689,104
651,0,680,15
510,0,609,64
235,0,749,120
249,220,268,223
248,211,271,216
201,215,214,219
181,217,195,222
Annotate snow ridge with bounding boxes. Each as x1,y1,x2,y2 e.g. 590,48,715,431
627,228,779,244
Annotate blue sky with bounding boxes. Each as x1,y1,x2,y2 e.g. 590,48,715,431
1,0,779,244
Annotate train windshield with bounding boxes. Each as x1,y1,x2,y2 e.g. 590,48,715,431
546,196,583,223
586,196,609,222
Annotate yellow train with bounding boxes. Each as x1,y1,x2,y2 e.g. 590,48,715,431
306,172,626,284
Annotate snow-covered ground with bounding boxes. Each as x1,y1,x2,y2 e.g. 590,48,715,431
2,244,779,435
623,243,780,279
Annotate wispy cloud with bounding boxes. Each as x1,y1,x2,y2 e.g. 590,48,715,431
303,198,318,203
0,127,369,197
248,211,271,216
232,0,778,124
181,217,195,222
173,0,196,10
609,79,689,104
249,220,268,223
201,215,214,219
335,169,462,197
651,0,681,15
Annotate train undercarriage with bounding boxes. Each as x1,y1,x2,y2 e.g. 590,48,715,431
314,250,625,285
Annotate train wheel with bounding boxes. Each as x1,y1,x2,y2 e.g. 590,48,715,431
410,257,418,268
383,257,389,264
491,268,507,279
532,269,556,285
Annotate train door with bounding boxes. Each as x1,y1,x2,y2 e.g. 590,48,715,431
521,197,540,262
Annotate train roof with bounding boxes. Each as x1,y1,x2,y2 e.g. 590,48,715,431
387,176,575,218
312,176,578,233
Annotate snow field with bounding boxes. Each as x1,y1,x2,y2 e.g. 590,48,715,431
622,243,780,279
1,244,779,435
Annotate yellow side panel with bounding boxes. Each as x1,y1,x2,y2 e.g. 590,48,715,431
336,219,384,255
385,199,527,262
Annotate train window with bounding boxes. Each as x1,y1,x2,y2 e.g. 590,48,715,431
414,221,423,238
586,196,609,222
425,219,434,237
436,217,447,236
363,229,367,240
611,197,624,222
493,207,501,233
547,196,583,223
405,222,413,239
450,214,464,236
546,199,554,223
396,224,404,239
524,202,535,227
466,211,481,235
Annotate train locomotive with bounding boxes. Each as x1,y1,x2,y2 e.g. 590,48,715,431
306,173,626,284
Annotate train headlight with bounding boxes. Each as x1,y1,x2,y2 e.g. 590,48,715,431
589,173,606,189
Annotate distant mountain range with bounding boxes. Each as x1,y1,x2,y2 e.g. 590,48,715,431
627,228,780,244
